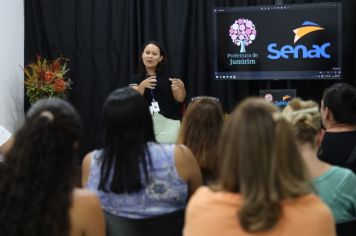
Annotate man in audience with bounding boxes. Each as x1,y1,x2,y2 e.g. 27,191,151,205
283,98,356,224
319,83,356,173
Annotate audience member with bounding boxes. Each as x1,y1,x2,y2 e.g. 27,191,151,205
130,41,186,143
82,87,202,219
283,98,356,223
177,96,223,184
319,83,356,173
184,97,336,236
0,98,105,236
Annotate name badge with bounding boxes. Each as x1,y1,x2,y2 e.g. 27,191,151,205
150,101,160,114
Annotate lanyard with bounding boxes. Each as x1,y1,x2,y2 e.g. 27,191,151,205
146,74,156,102
150,89,155,102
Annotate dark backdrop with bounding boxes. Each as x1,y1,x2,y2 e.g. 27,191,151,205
25,0,356,159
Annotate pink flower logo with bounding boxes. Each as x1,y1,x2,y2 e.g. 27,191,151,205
229,18,257,53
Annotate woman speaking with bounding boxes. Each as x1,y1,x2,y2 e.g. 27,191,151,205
130,41,186,143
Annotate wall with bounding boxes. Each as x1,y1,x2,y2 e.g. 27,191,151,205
0,0,24,133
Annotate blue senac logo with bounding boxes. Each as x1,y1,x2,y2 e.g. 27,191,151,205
267,21,331,60
274,100,289,107
267,42,331,59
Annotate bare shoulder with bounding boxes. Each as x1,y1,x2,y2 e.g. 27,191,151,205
83,152,93,168
71,189,102,225
71,189,105,236
72,188,100,208
81,151,94,187
174,144,202,194
174,144,195,179
73,188,96,198
174,144,195,165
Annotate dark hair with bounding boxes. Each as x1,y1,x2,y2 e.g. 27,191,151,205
219,98,312,233
138,41,167,76
177,97,223,183
0,98,81,236
322,83,356,125
98,87,156,193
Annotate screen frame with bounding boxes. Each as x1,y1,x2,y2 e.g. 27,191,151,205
212,2,343,81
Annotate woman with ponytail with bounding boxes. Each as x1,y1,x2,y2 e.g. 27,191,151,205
283,98,356,224
0,98,105,236
184,97,336,236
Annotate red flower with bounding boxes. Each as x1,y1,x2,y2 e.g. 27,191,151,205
54,79,66,93
44,71,54,83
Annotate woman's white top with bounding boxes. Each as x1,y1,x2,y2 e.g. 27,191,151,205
0,125,11,146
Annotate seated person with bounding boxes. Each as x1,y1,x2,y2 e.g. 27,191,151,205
319,83,356,173
184,98,336,236
177,96,223,184
0,98,105,236
283,98,356,224
82,87,202,219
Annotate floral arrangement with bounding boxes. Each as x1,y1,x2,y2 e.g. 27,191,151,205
23,55,71,104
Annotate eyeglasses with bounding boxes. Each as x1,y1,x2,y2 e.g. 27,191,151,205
191,96,220,102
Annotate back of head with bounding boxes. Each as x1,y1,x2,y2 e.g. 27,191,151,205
6,97,81,177
218,97,312,233
283,98,321,146
322,83,356,125
99,87,155,193
0,97,81,236
102,87,155,146
177,97,223,181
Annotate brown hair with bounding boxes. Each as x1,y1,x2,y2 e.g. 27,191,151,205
177,97,223,182
218,97,312,233
283,98,321,146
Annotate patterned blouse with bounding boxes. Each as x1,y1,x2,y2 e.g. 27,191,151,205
87,142,188,219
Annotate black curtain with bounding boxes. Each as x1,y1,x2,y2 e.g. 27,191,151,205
25,0,356,159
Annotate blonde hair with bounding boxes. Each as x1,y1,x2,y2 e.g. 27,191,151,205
219,97,312,232
282,98,321,146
